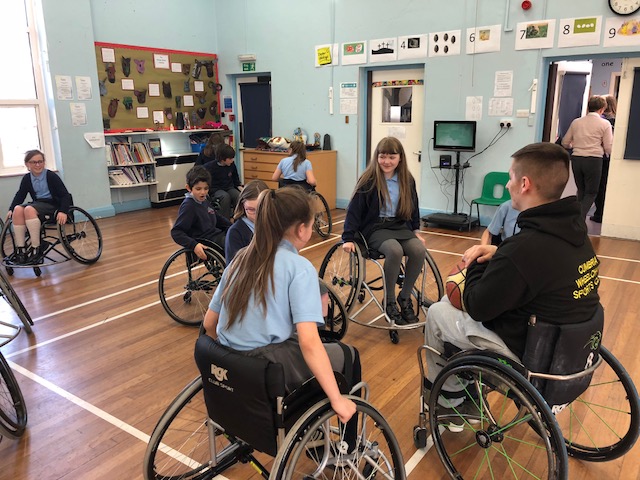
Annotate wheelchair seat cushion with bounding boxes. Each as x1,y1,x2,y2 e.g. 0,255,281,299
194,335,285,456
522,304,604,409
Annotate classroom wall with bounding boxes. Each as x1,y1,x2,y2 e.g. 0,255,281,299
215,0,640,238
3,0,640,239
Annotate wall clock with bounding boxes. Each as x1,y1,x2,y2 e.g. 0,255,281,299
608,0,640,15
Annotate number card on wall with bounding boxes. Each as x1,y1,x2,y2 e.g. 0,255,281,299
341,41,367,65
369,38,397,63
397,34,428,60
429,30,461,57
515,19,556,50
466,25,501,54
558,17,602,48
603,16,640,47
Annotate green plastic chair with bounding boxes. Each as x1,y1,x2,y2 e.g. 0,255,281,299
470,172,511,227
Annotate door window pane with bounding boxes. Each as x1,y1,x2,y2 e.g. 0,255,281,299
381,87,413,123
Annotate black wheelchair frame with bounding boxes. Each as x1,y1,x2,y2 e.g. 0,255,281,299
1,206,103,277
143,335,406,479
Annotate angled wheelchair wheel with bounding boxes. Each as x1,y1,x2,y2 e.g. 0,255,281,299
430,355,568,480
318,242,363,312
0,352,28,439
411,250,444,315
1,220,16,274
271,397,406,480
318,280,348,341
555,346,640,461
58,206,103,264
0,270,33,334
143,376,240,480
159,247,225,326
311,192,332,238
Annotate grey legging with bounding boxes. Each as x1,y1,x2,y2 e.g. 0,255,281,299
378,236,425,304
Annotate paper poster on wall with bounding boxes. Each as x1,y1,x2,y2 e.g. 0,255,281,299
397,34,428,60
387,126,406,139
83,132,105,149
153,53,170,69
369,37,397,63
494,71,513,97
75,76,92,100
340,98,357,115
557,16,602,48
136,106,149,119
341,41,367,65
315,44,339,67
466,25,501,54
55,75,73,100
70,103,87,126
603,16,640,47
148,83,160,97
340,82,357,98
466,96,483,121
429,30,461,57
152,110,165,124
515,19,556,50
121,78,135,90
183,95,194,107
223,95,233,112
170,62,182,73
194,81,204,92
101,48,115,63
488,97,514,116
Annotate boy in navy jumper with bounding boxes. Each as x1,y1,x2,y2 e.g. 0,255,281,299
203,144,242,219
171,166,231,260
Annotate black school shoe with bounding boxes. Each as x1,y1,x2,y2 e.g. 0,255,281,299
397,295,418,324
385,303,405,325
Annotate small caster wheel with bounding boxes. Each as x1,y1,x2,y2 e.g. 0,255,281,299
358,291,365,303
6,266,14,276
389,330,399,344
413,425,428,449
34,267,42,277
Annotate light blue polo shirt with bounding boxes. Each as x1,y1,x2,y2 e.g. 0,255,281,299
379,173,399,217
210,239,324,350
487,200,520,241
277,155,313,181
31,170,52,200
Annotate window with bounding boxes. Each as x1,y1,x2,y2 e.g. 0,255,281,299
0,0,53,175
381,87,413,123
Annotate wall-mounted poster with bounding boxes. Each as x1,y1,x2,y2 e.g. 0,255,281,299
369,37,397,63
466,25,501,54
341,41,367,65
558,16,602,48
515,19,557,50
603,16,640,47
397,34,428,60
429,30,462,57
315,44,339,67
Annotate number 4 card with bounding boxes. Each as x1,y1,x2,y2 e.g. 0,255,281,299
398,34,428,60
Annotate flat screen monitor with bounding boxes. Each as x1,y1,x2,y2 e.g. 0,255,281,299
433,120,477,152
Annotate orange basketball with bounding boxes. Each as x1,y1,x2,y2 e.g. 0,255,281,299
446,261,467,311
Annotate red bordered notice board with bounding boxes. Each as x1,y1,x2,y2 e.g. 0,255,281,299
94,42,220,131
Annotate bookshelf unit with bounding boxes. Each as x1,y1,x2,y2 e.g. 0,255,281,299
104,129,229,210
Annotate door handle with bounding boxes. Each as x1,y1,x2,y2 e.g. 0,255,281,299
413,150,422,162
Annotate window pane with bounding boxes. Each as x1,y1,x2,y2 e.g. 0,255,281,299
0,1,36,99
0,107,41,168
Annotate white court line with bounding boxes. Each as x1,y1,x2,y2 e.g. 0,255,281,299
404,427,439,476
7,359,230,479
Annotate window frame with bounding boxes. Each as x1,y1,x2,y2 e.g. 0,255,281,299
0,0,55,177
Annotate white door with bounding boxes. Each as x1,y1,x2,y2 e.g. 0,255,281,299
370,68,424,193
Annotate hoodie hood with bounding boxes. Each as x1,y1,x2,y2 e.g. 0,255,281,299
517,196,587,247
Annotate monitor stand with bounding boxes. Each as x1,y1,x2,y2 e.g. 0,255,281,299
422,151,480,231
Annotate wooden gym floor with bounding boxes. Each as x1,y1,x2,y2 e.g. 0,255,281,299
1,206,639,479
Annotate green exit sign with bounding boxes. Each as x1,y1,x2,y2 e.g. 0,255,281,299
242,62,256,72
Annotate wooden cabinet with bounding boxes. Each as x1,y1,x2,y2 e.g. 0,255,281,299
241,149,337,209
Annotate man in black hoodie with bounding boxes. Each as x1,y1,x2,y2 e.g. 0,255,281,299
424,142,600,419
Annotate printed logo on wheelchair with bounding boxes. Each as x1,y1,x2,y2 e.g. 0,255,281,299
208,363,231,392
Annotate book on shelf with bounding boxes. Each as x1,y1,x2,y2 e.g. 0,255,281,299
108,168,133,186
132,142,154,164
148,138,162,157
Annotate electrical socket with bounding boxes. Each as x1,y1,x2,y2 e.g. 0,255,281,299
500,118,513,128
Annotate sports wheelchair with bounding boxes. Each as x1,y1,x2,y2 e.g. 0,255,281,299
278,180,332,238
1,205,102,277
143,334,406,479
319,233,444,343
158,241,226,326
414,304,640,479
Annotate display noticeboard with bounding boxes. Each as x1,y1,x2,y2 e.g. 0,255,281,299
94,42,220,131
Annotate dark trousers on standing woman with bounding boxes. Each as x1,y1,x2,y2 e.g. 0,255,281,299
591,155,610,222
571,155,602,219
